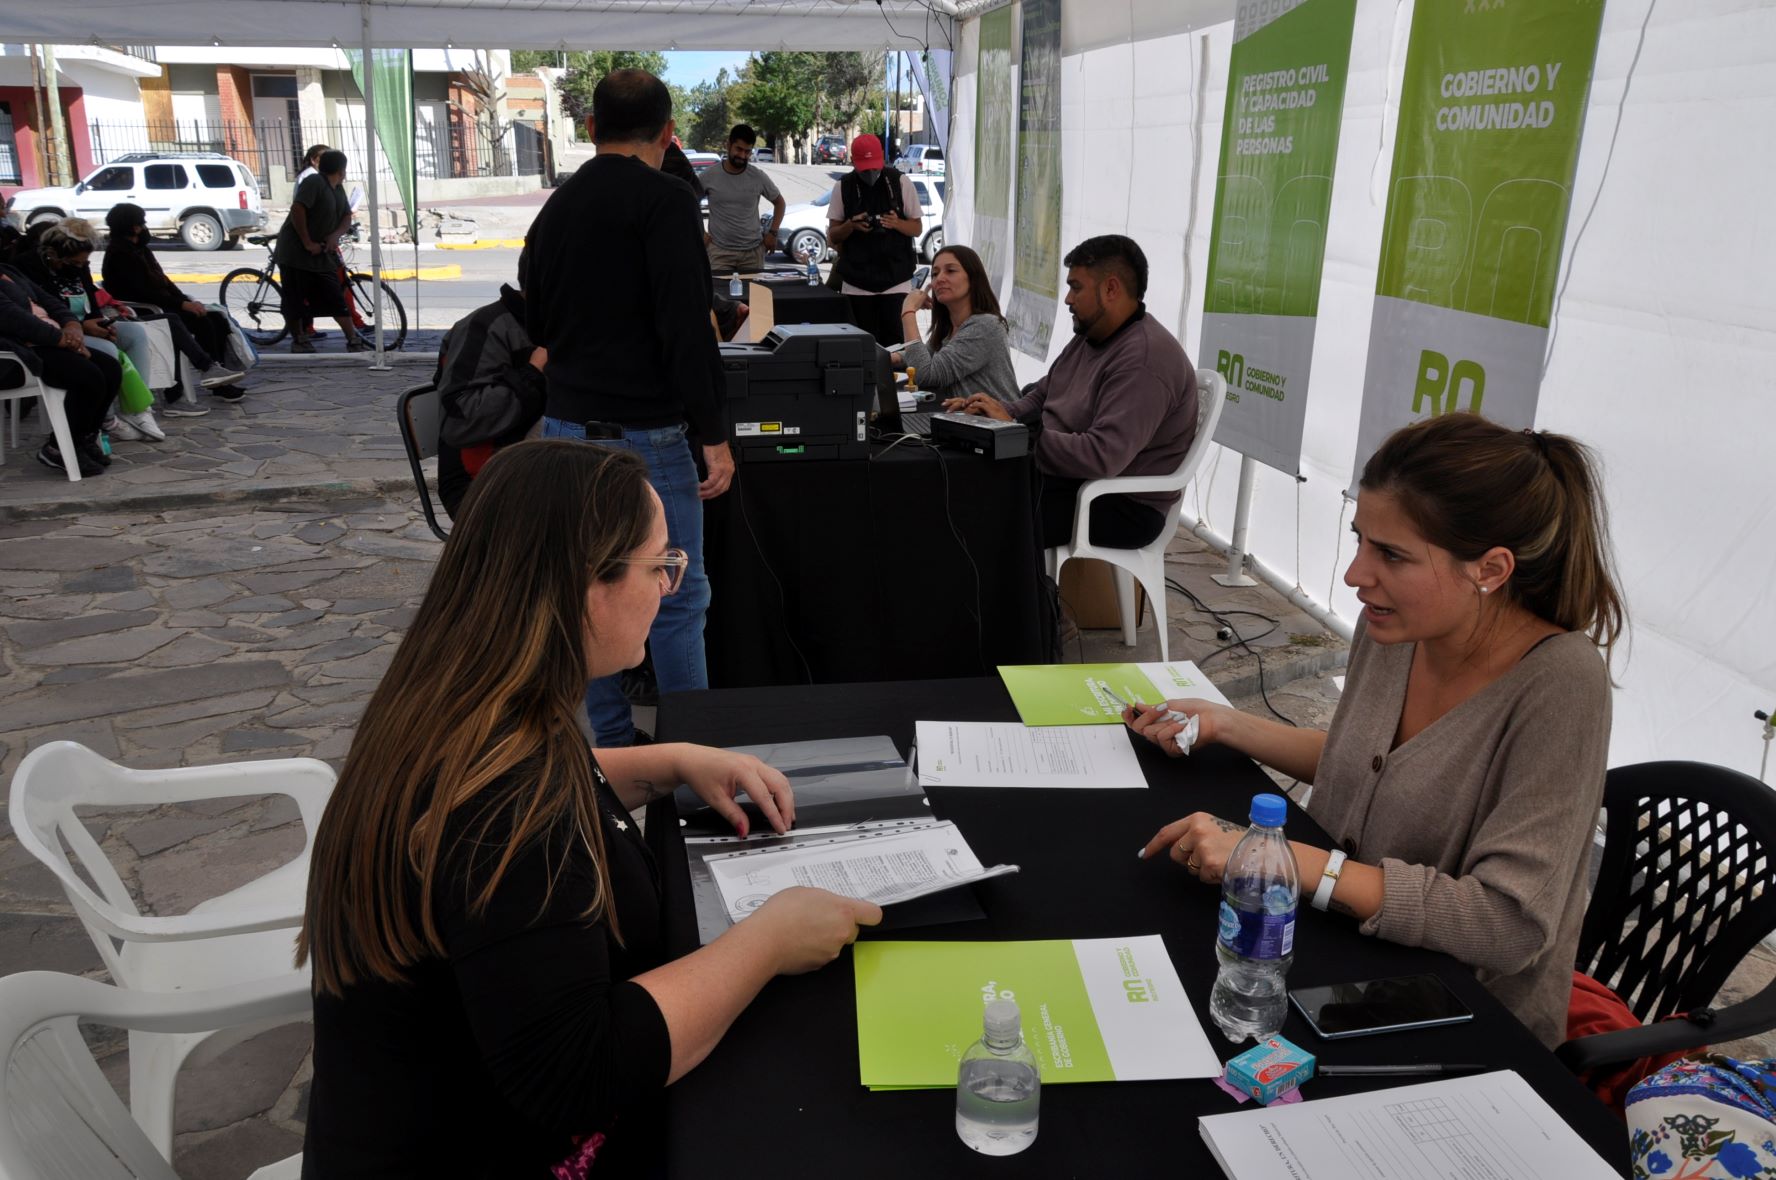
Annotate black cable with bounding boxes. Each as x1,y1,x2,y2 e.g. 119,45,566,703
875,0,929,49
871,433,987,672
732,462,815,685
1162,576,1300,728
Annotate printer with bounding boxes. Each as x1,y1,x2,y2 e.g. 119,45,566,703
719,323,887,462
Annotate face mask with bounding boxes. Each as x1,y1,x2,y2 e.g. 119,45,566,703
858,169,882,187
728,153,748,170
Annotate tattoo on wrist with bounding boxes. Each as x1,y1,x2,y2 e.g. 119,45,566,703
633,779,669,802
1329,899,1358,919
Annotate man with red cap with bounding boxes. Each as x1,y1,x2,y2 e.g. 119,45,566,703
826,134,923,348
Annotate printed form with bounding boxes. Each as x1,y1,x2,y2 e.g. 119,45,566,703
914,721,1149,789
1198,1071,1617,1180
703,820,1017,922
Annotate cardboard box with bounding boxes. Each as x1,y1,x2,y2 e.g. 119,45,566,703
1058,557,1147,630
1225,1035,1316,1104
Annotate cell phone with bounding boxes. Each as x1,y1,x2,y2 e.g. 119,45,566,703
1288,973,1473,1039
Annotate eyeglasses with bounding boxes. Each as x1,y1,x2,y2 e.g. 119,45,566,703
610,548,690,595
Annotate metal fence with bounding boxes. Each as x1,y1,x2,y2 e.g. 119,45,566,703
86,114,544,194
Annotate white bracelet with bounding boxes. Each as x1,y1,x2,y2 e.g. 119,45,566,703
1311,849,1348,912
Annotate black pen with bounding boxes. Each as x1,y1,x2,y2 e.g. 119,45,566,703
1318,1063,1490,1077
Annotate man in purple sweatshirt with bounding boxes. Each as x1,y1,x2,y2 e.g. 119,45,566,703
947,235,1198,549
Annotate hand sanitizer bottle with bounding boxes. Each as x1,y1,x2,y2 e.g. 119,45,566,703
956,998,1039,1156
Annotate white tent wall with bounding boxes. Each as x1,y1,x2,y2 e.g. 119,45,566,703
947,0,1776,778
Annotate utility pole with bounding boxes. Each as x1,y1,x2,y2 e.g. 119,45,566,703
40,44,71,186
28,46,50,188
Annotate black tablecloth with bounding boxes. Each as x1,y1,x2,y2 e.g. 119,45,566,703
656,678,1628,1179
701,445,1052,688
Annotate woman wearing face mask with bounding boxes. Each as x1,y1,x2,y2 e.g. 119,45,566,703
826,134,923,349
100,203,246,414
890,244,1018,404
0,259,122,477
1130,414,1625,1049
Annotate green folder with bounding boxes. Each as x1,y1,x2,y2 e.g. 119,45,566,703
853,936,1220,1090
997,661,1230,726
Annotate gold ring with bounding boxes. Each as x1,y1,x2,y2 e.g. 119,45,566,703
1186,855,1201,873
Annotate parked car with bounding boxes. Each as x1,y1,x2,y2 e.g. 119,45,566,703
767,177,947,265
893,145,946,176
4,151,266,251
813,136,849,165
753,147,776,164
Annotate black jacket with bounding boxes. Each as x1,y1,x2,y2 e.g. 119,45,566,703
100,241,188,310
836,167,916,293
0,264,77,373
525,153,724,439
13,250,101,319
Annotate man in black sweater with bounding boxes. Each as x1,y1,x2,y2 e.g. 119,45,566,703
526,68,730,746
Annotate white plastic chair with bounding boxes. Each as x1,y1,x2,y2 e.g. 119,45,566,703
1045,368,1228,660
7,741,333,1157
0,349,82,481
0,970,304,1179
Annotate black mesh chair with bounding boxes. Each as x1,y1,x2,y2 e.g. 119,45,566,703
1557,760,1776,1072
397,382,450,542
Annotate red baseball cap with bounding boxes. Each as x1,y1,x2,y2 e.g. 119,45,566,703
850,134,885,169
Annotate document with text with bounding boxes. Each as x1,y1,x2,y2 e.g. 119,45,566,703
702,819,1017,922
1198,1070,1618,1180
914,720,1149,789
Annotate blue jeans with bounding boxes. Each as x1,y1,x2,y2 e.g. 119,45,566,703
541,416,711,745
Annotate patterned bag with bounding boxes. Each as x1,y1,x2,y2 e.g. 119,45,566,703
1627,1055,1776,1178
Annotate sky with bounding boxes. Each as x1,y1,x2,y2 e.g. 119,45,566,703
662,51,752,88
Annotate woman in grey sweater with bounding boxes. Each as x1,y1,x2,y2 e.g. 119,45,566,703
1132,414,1626,1048
892,245,1019,403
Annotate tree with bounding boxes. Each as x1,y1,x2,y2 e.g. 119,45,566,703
685,70,737,151
551,50,670,134
737,52,821,159
449,50,513,174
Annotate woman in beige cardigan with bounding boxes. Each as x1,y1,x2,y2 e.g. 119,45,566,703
1130,413,1625,1047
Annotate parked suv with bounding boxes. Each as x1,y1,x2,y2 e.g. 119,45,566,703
893,145,945,175
813,136,849,165
4,151,266,251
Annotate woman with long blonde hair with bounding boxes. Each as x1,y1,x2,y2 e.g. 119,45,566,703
298,440,878,1176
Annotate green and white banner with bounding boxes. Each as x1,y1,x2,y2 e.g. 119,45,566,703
973,7,1016,291
1201,0,1357,476
1007,0,1063,358
346,49,417,230
854,936,1219,1088
1351,0,1605,479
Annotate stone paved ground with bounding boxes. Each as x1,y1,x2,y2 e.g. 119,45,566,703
1,360,1770,1175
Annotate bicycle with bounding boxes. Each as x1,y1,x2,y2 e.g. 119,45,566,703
219,231,407,351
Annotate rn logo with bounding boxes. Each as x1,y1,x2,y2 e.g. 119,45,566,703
1216,351,1244,403
1123,979,1154,1004
1412,350,1485,416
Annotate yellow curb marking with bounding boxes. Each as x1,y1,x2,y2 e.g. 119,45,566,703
96,264,464,283
434,238,528,250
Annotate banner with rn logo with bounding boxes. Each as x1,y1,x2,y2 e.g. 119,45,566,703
1201,0,1358,476
1351,0,1606,482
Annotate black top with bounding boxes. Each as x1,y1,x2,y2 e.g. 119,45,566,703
835,168,916,294
524,153,725,440
11,251,100,319
99,240,190,311
302,757,673,1179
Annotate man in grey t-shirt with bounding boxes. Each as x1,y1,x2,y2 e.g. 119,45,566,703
702,123,785,274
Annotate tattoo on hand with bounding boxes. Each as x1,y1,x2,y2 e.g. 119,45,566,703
1212,817,1243,834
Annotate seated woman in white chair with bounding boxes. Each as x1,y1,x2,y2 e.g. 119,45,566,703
1131,413,1624,1048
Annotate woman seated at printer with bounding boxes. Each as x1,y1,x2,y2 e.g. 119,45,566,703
298,441,880,1176
1131,414,1624,1049
891,244,1019,403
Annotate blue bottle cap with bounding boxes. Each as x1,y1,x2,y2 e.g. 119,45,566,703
1250,793,1287,827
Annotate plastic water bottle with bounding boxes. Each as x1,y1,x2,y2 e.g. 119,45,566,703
1210,792,1299,1043
729,271,743,299
806,255,821,285
956,998,1039,1156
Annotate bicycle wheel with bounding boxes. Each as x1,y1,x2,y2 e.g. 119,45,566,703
219,268,288,347
349,274,407,352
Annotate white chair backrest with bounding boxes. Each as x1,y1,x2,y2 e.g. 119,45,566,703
0,971,301,1179
402,383,443,462
8,742,335,980
1183,368,1228,486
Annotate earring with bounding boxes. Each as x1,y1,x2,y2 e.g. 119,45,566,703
1480,586,1491,595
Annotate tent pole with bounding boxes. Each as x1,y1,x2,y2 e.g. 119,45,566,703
362,1,389,369
1211,455,1260,588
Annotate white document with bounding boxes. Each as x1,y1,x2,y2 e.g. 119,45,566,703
1199,1070,1618,1180
915,720,1150,789
703,819,1017,921
1135,660,1233,709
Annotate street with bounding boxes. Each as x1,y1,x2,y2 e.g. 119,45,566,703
87,164,858,332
